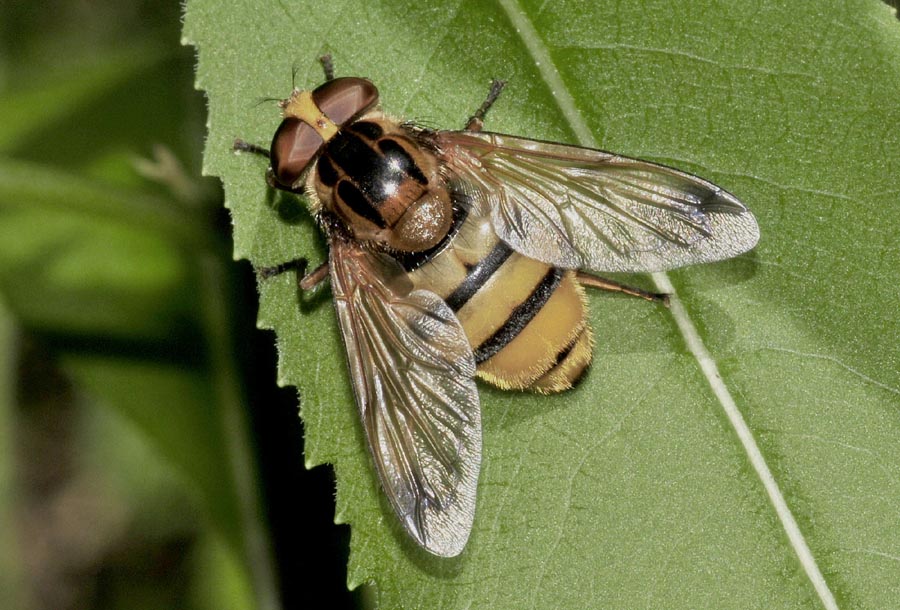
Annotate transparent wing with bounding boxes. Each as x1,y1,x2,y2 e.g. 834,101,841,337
437,131,759,273
328,236,480,557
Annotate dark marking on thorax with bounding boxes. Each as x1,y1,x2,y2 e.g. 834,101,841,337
322,129,427,203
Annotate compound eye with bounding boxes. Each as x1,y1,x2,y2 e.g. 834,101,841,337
269,117,323,188
312,77,379,126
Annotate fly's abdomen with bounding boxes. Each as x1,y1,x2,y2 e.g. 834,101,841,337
410,215,592,393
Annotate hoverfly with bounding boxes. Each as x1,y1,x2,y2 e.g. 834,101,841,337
235,56,759,557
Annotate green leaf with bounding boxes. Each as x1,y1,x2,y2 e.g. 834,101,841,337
60,354,243,545
0,44,169,153
0,159,201,338
185,0,900,607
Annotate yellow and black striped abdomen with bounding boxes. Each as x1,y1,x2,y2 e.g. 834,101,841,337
409,215,593,393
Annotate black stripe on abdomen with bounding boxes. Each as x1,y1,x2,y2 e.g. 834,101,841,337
473,267,564,364
550,326,583,370
444,241,514,312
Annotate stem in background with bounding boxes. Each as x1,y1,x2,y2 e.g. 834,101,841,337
0,159,212,251
0,302,25,610
198,252,282,610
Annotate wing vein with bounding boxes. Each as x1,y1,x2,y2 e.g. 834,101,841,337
330,240,479,556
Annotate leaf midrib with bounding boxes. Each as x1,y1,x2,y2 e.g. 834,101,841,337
493,0,838,607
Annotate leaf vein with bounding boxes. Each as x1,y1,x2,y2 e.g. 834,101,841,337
493,3,840,607
763,346,900,396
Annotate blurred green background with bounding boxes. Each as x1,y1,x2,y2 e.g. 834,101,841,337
5,2,898,609
0,1,357,608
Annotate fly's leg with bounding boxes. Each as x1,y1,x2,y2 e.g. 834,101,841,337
259,259,331,309
259,258,329,292
292,54,334,90
298,261,329,290
232,139,279,188
465,79,507,132
576,271,670,307
233,139,270,157
319,54,335,81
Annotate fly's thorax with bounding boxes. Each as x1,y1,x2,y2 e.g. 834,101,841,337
313,117,454,253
